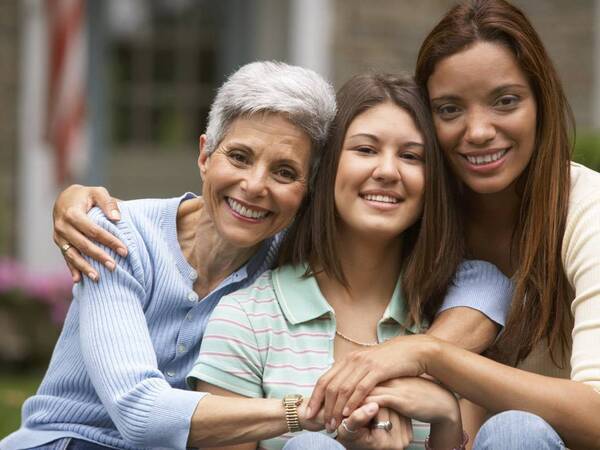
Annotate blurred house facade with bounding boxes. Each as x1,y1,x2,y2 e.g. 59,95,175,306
1,0,599,270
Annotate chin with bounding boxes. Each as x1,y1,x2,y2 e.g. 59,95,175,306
219,228,265,249
463,177,516,195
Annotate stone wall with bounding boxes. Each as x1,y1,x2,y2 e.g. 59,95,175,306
331,0,595,127
0,1,19,256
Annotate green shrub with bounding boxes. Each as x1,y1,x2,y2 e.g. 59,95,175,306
573,132,600,172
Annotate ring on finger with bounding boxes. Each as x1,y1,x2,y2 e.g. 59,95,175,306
60,243,73,256
372,420,393,431
340,418,357,434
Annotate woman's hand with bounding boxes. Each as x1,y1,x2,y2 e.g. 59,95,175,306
366,377,463,449
336,405,413,450
53,184,127,282
366,377,460,426
307,334,438,428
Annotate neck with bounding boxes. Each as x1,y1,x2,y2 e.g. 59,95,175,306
178,198,258,295
464,183,522,231
316,229,403,307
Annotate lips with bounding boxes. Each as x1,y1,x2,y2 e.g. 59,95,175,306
226,197,271,219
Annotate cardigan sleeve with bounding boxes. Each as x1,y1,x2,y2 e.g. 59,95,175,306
77,208,205,449
437,259,514,327
562,192,600,391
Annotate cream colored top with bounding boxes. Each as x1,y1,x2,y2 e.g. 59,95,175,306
517,163,600,392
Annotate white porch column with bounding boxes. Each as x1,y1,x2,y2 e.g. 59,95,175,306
289,0,333,80
18,0,63,272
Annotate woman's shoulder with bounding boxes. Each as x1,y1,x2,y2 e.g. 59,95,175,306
216,270,279,312
569,162,600,206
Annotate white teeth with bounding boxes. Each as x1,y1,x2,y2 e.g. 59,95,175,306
362,194,399,204
465,149,507,165
227,198,269,219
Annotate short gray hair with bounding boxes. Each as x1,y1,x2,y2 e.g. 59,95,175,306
205,61,336,155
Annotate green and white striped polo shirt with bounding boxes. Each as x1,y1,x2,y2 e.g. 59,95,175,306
188,264,430,449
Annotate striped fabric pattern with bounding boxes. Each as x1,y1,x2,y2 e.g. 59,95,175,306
189,264,430,450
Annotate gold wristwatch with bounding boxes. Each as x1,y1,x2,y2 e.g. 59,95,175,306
282,394,304,433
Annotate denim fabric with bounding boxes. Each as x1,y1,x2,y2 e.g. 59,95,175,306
282,433,345,450
27,438,116,450
473,410,565,450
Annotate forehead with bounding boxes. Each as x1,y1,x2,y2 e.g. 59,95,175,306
222,113,312,160
346,102,423,143
428,41,530,97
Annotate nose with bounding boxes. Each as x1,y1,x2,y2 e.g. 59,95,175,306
372,152,401,182
240,166,268,197
465,109,496,145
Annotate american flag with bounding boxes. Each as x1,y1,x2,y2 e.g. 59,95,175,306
46,0,89,185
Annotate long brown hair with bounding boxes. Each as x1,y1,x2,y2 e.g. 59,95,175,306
415,0,574,365
279,73,463,326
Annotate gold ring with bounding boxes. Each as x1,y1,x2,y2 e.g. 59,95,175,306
60,243,72,255
340,418,357,434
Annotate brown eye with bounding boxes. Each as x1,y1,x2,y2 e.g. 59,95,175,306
227,150,250,165
400,152,423,162
273,166,298,182
495,95,519,109
437,104,461,119
355,146,376,155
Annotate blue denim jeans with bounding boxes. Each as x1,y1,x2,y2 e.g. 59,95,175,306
282,432,344,450
28,438,115,450
473,410,565,450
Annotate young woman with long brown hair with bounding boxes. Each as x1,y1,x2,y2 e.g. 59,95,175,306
307,1,600,449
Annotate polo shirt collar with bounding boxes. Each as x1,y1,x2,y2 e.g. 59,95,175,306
272,264,332,324
383,279,422,334
272,263,420,333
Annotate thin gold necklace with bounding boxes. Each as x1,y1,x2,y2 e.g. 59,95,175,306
335,329,378,347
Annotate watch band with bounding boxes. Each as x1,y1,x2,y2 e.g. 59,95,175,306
282,394,304,433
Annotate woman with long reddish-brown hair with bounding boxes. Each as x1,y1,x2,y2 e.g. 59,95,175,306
307,0,600,449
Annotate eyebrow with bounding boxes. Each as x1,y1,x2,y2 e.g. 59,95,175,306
346,133,424,148
225,141,305,166
431,83,529,103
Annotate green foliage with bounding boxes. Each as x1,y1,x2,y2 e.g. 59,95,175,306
0,372,43,437
573,132,600,172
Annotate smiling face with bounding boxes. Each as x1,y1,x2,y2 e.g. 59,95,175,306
428,41,537,195
334,101,425,243
199,113,312,248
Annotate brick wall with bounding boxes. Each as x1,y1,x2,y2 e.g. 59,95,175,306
0,1,19,256
331,0,595,127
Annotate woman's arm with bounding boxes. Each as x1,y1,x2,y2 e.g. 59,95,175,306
425,338,600,450
53,184,126,281
192,382,260,450
78,207,205,449
310,260,513,425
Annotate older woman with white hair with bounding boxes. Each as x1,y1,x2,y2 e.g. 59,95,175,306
2,61,338,450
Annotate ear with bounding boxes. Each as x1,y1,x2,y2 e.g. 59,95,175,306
198,135,210,180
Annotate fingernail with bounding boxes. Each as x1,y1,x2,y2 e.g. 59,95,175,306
342,406,349,416
305,406,312,417
329,418,337,430
117,247,128,257
365,403,377,414
111,210,121,221
88,272,98,282
105,260,115,271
